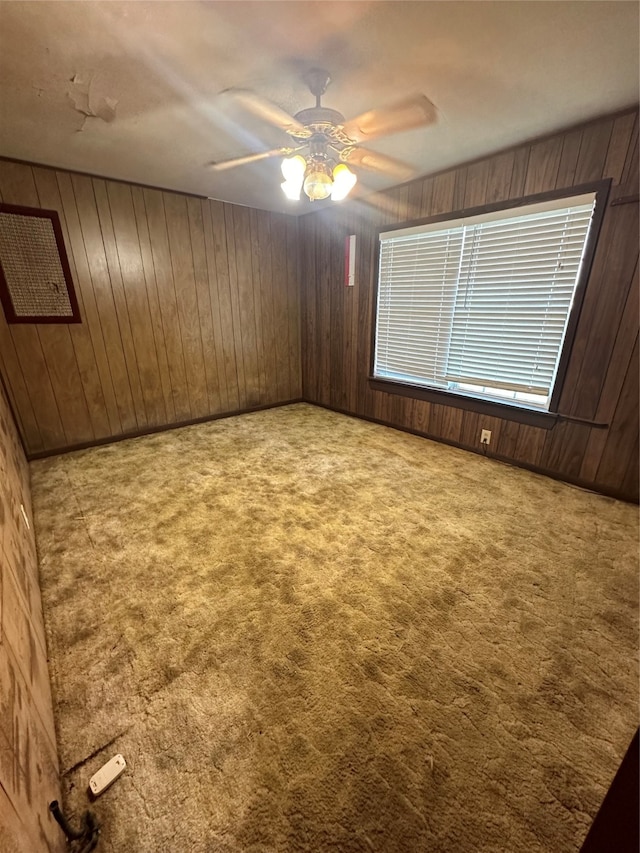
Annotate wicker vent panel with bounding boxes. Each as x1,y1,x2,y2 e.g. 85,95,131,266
0,204,80,323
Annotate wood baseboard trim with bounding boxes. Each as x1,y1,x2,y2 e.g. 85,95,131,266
305,399,637,505
26,399,304,460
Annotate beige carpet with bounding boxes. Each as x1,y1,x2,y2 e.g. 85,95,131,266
31,403,638,852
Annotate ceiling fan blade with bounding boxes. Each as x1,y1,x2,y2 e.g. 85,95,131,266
222,88,307,135
342,94,437,143
209,147,299,171
341,147,416,181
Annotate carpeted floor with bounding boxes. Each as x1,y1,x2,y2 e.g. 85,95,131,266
31,403,638,852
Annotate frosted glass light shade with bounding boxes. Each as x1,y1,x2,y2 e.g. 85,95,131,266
331,163,357,201
281,180,302,200
281,155,306,181
281,155,305,200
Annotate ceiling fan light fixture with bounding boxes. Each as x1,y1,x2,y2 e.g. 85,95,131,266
330,163,357,201
281,154,306,182
281,179,302,200
213,70,436,207
280,153,356,203
303,160,333,201
281,154,306,200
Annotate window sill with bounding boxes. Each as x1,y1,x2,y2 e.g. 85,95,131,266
369,377,559,429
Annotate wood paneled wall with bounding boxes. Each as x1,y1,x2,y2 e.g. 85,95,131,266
0,160,301,456
0,380,64,852
299,109,639,502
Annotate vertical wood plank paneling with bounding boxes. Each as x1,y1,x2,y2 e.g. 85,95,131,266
580,262,638,482
620,115,638,191
0,162,302,453
247,209,269,401
0,162,67,450
496,420,521,459
555,128,583,188
420,176,435,217
222,204,248,408
523,137,563,195
440,406,464,445
573,119,614,184
508,145,530,198
74,175,139,432
348,213,361,412
603,112,637,186
233,205,261,405
513,425,546,468
107,182,166,426
286,216,302,400
33,321,94,446
395,185,411,223
460,410,480,448
145,188,192,420
253,210,278,402
301,214,315,399
621,434,639,501
372,388,389,423
93,178,149,428
269,213,293,403
285,215,302,399
390,393,412,429
549,114,639,484
199,200,230,413
131,187,176,422
0,335,36,449
187,196,222,414
595,335,639,496
316,214,331,406
162,191,209,418
485,151,515,203
248,208,268,403
427,403,445,438
32,168,106,443
411,398,431,435
452,166,468,211
432,170,456,215
299,108,639,501
571,203,638,418
406,182,423,221
0,382,64,853
60,173,122,437
329,219,346,410
0,166,42,451
207,200,242,412
463,161,489,209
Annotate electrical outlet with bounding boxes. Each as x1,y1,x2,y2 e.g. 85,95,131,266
480,429,491,445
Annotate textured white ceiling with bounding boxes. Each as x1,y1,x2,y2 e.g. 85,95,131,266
0,1,638,214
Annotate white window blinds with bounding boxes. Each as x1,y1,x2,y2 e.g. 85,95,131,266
374,192,596,406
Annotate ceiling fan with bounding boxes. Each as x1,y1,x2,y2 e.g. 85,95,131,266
211,68,437,202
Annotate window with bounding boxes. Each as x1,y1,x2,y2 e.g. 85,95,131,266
373,189,602,413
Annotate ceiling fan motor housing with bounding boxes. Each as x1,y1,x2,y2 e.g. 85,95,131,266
293,108,345,134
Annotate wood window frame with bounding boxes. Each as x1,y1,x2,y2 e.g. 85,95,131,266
368,179,612,429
